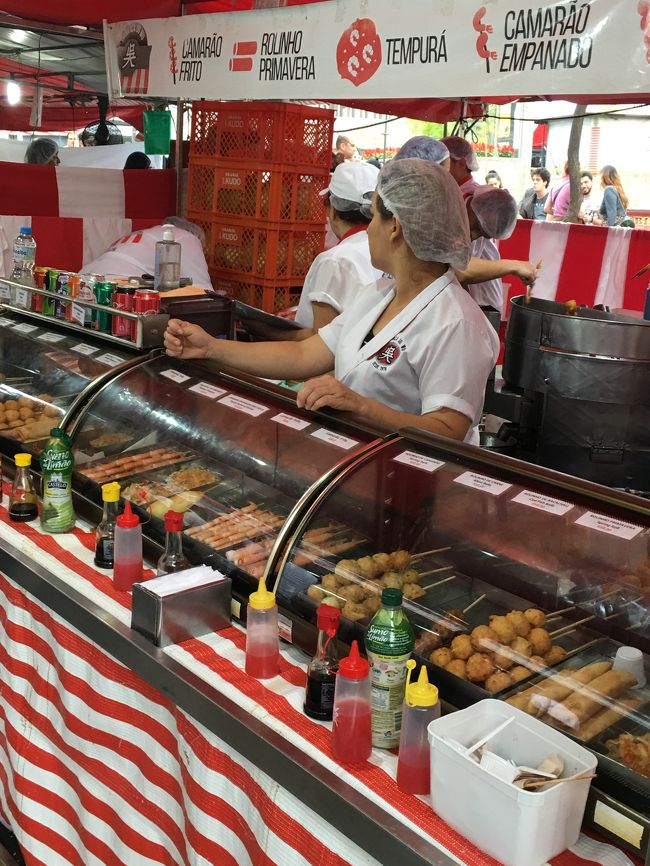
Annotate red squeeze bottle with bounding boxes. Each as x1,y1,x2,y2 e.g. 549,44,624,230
113,500,143,592
331,640,372,764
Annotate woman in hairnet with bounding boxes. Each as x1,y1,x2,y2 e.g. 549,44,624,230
24,138,60,165
164,159,499,444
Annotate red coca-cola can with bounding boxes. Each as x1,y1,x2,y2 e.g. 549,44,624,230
132,288,160,342
111,285,135,339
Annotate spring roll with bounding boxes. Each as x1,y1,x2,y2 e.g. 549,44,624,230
572,697,643,741
528,661,612,716
548,669,637,730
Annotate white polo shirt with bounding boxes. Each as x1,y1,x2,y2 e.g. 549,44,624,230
294,230,382,329
319,270,500,445
468,236,503,314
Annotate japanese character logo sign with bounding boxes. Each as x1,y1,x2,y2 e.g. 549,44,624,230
117,23,152,95
337,18,382,86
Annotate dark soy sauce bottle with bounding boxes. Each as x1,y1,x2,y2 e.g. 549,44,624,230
304,604,340,721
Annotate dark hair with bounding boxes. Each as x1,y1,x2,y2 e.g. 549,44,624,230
124,152,152,169
580,171,593,181
330,151,345,172
532,167,551,186
485,170,502,187
323,192,370,225
375,192,394,220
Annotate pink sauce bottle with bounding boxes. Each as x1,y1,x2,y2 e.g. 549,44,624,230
396,660,440,795
113,500,143,592
331,640,371,764
245,576,279,679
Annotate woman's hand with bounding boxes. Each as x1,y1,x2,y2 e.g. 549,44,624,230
164,319,213,360
296,375,365,414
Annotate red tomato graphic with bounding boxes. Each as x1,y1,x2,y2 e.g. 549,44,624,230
336,18,382,87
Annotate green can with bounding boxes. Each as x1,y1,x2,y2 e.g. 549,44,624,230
42,269,57,317
93,281,114,333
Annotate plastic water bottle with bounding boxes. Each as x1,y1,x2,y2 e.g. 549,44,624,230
10,226,36,289
154,224,181,291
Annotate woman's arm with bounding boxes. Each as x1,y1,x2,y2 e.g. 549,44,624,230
164,319,335,379
456,257,540,287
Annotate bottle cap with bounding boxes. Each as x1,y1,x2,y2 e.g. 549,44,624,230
381,587,403,607
164,509,183,532
317,603,340,635
405,659,439,708
162,224,175,242
20,227,31,234
116,499,140,529
248,576,276,611
338,640,369,680
101,482,121,503
14,453,31,468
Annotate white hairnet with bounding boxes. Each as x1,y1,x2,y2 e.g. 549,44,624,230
441,136,479,172
24,138,59,165
395,136,449,165
376,158,471,269
469,186,518,239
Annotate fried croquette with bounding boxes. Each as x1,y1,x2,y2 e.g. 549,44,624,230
485,671,513,693
466,653,495,682
321,573,339,592
342,602,367,621
509,665,532,683
402,583,426,600
451,634,473,660
528,627,552,656
446,659,467,679
430,647,453,667
339,585,367,603
471,625,498,652
489,615,516,645
544,645,568,665
525,608,547,628
506,610,531,637
510,636,533,658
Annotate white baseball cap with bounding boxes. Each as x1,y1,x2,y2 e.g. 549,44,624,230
320,161,380,205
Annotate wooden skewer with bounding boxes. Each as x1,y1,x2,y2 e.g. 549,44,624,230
563,638,601,659
545,603,576,621
548,614,595,639
463,593,487,615
418,565,454,579
411,546,452,561
520,772,597,790
420,574,458,591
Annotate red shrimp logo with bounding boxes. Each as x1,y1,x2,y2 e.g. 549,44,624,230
639,1,650,63
336,18,382,87
473,7,497,72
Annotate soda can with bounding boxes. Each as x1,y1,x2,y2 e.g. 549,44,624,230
132,288,160,343
65,275,82,322
93,281,114,333
42,269,58,317
111,285,135,340
32,267,48,314
54,272,71,320
77,277,97,327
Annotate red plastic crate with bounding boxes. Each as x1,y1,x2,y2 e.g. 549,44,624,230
211,269,303,314
190,215,325,281
190,101,334,169
188,159,329,225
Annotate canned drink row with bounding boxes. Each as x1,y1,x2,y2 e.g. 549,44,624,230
32,268,160,341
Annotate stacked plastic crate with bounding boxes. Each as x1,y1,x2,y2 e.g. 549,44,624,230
188,101,335,312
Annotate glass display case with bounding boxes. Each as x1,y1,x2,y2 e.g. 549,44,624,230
274,428,650,853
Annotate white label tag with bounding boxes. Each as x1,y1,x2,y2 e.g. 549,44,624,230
0,317,14,327
15,288,29,308
71,303,86,326
278,613,293,643
13,322,38,334
454,471,512,496
272,412,310,431
161,369,190,383
0,286,10,300
394,451,445,473
593,800,643,849
189,381,226,400
575,511,644,540
37,332,66,344
95,352,125,368
218,393,268,417
71,342,98,356
310,428,359,450
512,489,574,516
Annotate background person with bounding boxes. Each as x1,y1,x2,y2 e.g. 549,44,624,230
518,168,550,220
579,171,597,223
164,158,499,446
593,165,634,227
544,161,571,221
124,152,152,170
442,135,480,194
24,138,60,165
485,170,503,189
395,136,450,169
334,135,357,162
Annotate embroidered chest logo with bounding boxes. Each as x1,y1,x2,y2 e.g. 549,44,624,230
373,336,406,372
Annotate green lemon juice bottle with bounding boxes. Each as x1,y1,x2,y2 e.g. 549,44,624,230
40,427,75,533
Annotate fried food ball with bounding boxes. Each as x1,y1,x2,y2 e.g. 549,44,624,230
402,583,426,600
528,627,552,657
335,560,363,583
544,645,567,665
414,632,441,656
530,655,546,667
18,407,33,420
17,396,32,409
525,608,546,628
4,410,19,422
44,405,59,417
466,653,495,683
307,584,326,601
489,615,516,645
509,665,532,683
339,585,367,603
492,648,515,670
321,595,343,610
390,549,411,571
451,634,473,660
321,573,339,592
510,636,533,658
37,393,53,403
485,671,513,694
506,610,531,637
400,569,420,585
381,571,403,589
430,647,453,667
342,602,367,622
471,625,498,652
8,420,23,429
446,659,467,679
357,555,380,579
364,596,381,617
4,400,17,411
372,552,391,572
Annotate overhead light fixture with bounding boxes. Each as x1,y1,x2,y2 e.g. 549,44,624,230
6,76,21,107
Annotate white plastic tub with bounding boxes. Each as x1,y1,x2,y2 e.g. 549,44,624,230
427,700,597,866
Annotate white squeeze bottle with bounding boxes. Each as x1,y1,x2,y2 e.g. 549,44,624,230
154,224,181,291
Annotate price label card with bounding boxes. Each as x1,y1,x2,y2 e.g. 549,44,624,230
0,286,11,300
15,288,29,308
13,322,38,334
95,352,125,368
575,511,644,541
161,369,190,383
71,303,86,326
512,489,574,516
454,471,512,497
278,613,293,643
0,318,14,327
310,428,359,450
189,381,227,400
71,342,98,356
218,393,268,417
37,332,65,344
394,451,445,473
272,412,310,431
